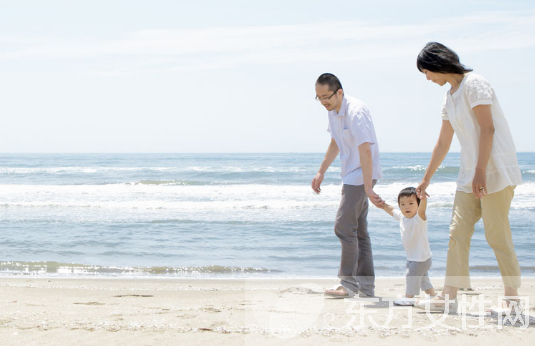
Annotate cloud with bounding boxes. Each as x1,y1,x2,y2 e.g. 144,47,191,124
1,10,534,74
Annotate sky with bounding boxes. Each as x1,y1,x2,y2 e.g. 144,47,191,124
1,0,534,153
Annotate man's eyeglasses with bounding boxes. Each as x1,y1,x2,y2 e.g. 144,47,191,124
315,89,340,102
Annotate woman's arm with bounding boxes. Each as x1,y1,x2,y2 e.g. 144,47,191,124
416,120,454,199
472,104,494,198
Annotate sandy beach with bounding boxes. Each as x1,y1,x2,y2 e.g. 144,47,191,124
0,277,533,345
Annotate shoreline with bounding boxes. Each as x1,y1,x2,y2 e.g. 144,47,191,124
1,277,533,345
1,274,535,280
1,270,535,280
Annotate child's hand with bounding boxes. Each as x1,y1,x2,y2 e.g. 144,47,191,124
378,202,394,216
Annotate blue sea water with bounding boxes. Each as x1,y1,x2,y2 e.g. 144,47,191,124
0,153,534,278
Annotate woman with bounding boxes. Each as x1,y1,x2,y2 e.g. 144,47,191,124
413,42,522,314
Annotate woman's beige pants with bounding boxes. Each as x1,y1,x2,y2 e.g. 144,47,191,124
445,186,521,289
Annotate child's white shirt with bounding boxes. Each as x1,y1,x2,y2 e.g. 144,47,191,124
392,210,432,262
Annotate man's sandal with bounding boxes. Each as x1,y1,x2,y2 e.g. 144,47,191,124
324,285,355,299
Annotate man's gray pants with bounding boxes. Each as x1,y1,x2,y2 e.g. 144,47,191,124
335,183,375,296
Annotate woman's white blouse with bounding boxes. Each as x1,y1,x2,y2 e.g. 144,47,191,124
441,73,522,194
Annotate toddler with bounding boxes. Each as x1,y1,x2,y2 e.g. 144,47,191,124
380,187,436,305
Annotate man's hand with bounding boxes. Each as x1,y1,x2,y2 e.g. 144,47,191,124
365,187,384,208
311,172,324,194
312,139,339,195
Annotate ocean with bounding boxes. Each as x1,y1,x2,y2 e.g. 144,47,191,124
0,153,534,278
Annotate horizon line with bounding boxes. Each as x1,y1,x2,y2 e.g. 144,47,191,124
0,151,466,154
1,151,534,155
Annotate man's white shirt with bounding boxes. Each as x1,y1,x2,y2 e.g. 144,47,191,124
327,95,382,186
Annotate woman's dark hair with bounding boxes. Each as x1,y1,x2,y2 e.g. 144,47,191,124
417,42,473,74
316,73,343,92
398,187,420,206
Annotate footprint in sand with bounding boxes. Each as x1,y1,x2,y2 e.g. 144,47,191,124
73,302,105,305
113,295,154,298
202,307,222,313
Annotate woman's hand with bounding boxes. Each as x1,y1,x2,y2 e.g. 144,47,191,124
416,180,430,199
472,168,487,198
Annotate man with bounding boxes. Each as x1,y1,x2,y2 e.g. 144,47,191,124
312,73,383,298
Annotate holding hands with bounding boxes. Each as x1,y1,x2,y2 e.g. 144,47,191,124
366,187,385,208
416,180,430,200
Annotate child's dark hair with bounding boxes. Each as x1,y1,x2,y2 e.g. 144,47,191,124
398,187,420,206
